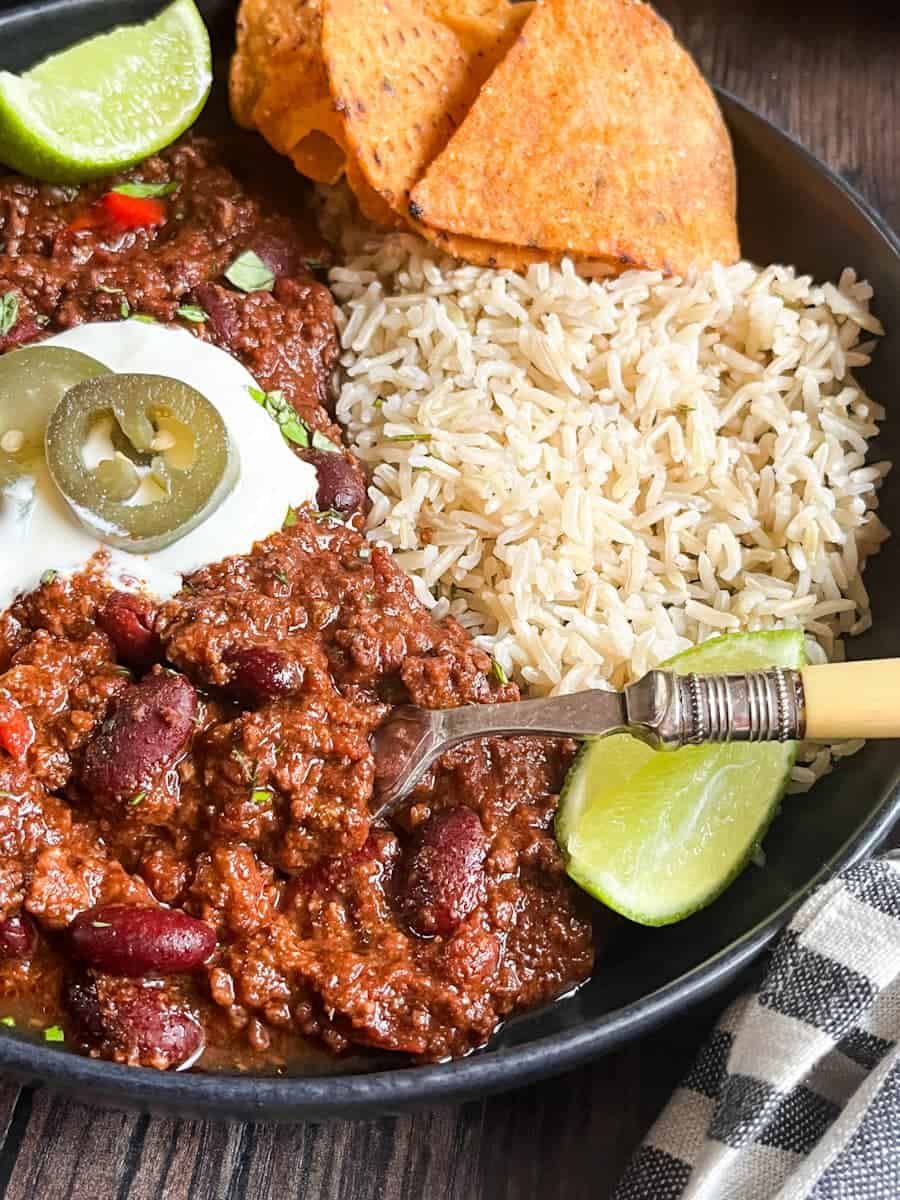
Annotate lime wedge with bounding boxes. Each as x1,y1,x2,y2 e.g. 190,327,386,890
0,0,212,183
555,630,806,926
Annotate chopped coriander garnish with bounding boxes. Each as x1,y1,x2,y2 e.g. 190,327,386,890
283,507,298,529
112,180,179,199
128,791,147,807
97,284,124,296
387,433,430,443
373,398,384,409
274,569,289,585
310,430,339,452
119,298,131,319
225,250,275,294
0,1016,15,1028
250,787,272,805
491,659,509,685
0,292,18,338
43,1025,65,1043
248,386,310,448
313,509,344,523
40,569,57,586
114,666,132,677
176,304,207,324
130,313,157,324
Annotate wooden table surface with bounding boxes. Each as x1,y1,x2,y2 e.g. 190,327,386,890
0,1,898,1197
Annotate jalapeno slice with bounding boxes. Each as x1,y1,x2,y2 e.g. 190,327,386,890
0,346,111,487
45,373,239,553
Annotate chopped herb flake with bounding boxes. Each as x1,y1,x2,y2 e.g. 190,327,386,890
40,569,57,586
112,180,179,199
302,257,328,270
387,433,430,443
115,666,132,677
491,659,509,685
176,304,207,324
311,430,339,452
313,509,344,523
119,298,131,319
0,293,18,338
0,1016,15,1028
225,250,275,294
250,787,272,805
373,398,384,409
43,1025,65,1043
248,386,310,448
130,313,157,324
128,791,147,807
274,569,289,585
283,507,298,529
97,284,124,295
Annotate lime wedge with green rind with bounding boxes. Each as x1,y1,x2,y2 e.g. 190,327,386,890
555,630,806,926
0,0,212,184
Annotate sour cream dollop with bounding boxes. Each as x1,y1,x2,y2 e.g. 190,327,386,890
0,321,318,609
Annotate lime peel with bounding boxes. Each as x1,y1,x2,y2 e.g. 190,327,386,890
555,630,806,926
0,0,211,183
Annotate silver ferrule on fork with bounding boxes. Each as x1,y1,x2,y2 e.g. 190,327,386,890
624,668,807,749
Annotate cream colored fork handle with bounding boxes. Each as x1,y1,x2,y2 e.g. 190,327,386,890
802,659,900,741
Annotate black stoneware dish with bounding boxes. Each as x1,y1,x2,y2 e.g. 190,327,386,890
0,0,898,1122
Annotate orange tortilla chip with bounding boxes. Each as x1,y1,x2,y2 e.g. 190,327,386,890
230,0,322,129
426,0,532,55
410,0,739,274
321,0,525,214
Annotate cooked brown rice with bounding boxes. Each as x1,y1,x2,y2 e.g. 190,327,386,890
325,199,891,791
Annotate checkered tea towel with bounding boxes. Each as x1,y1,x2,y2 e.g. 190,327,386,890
614,851,900,1200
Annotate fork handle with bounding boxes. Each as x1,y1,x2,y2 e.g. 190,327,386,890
631,659,900,748
802,660,900,740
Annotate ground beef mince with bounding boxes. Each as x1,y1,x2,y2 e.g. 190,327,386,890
0,140,595,1072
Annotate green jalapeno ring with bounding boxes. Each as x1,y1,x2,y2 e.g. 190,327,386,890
0,346,111,487
45,373,239,553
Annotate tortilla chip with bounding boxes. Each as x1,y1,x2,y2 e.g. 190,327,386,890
410,0,739,274
426,0,532,55
230,0,322,129
320,0,524,214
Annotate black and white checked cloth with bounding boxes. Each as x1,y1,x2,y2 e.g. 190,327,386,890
614,851,900,1200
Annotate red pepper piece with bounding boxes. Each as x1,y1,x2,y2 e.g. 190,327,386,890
67,191,167,234
0,700,34,761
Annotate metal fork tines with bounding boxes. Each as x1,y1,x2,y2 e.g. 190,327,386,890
370,668,807,818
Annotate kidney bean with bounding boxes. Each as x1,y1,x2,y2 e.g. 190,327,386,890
193,283,240,345
68,904,216,976
98,591,161,668
0,317,42,355
300,448,366,515
225,646,304,706
63,972,204,1070
249,231,298,278
400,807,488,937
79,668,197,803
0,912,36,959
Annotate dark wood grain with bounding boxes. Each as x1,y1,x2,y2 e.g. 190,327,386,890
0,3,898,1197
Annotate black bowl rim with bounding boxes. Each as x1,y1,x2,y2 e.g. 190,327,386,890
1,0,900,1117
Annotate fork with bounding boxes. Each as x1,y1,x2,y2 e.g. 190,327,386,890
370,658,900,817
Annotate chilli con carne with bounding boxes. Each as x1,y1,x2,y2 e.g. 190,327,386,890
0,137,594,1071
